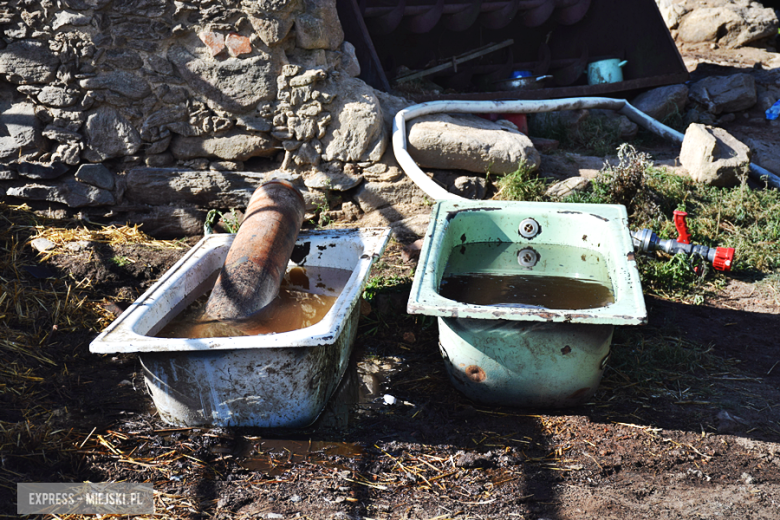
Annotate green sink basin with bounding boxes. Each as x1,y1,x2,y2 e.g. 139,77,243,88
407,200,647,407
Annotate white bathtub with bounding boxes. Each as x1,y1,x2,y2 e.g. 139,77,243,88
90,228,391,427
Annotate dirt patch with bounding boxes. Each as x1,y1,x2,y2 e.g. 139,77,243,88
46,238,200,302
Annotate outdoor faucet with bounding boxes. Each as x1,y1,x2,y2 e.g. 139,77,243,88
631,210,735,272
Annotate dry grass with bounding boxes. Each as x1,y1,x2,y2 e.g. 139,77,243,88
0,203,190,518
31,219,185,262
0,205,92,500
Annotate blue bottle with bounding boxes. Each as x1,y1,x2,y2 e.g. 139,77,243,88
767,100,780,121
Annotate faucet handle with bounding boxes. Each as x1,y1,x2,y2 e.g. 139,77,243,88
673,210,691,244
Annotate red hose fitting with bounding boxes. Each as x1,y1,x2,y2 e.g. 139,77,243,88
673,210,691,244
712,247,735,272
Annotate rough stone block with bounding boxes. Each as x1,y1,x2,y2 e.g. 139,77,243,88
119,206,207,238
295,0,344,50
124,168,302,207
631,84,689,122
83,106,142,161
352,176,429,213
545,176,590,199
407,114,540,175
78,71,152,100
304,171,363,191
676,3,778,48
76,163,115,190
0,102,42,158
167,45,279,113
690,74,757,114
37,86,80,108
320,77,386,163
679,123,751,186
7,177,115,207
170,132,278,161
17,161,70,180
0,40,59,84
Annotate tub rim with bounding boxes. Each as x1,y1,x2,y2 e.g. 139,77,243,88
407,200,647,326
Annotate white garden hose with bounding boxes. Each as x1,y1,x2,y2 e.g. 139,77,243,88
391,98,780,199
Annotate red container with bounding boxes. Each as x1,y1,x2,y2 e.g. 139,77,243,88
500,113,529,135
476,113,528,134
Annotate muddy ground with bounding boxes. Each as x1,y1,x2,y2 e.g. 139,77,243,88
3,44,780,520
1,228,776,520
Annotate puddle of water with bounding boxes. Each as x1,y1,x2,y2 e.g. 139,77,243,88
156,266,353,338
234,437,363,474
201,352,405,473
313,352,406,431
440,242,614,310
356,357,404,407
202,351,406,474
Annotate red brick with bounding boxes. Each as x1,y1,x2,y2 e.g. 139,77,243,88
226,33,252,57
198,30,225,57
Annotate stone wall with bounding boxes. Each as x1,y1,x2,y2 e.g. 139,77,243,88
0,0,427,237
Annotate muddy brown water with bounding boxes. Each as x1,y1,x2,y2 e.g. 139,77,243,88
233,438,364,475
439,241,615,309
156,266,353,338
439,272,614,309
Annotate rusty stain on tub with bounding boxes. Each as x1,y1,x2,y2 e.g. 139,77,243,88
567,313,596,321
464,365,486,383
567,387,591,400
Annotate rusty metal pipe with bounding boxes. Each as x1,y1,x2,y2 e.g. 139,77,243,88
205,180,306,321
